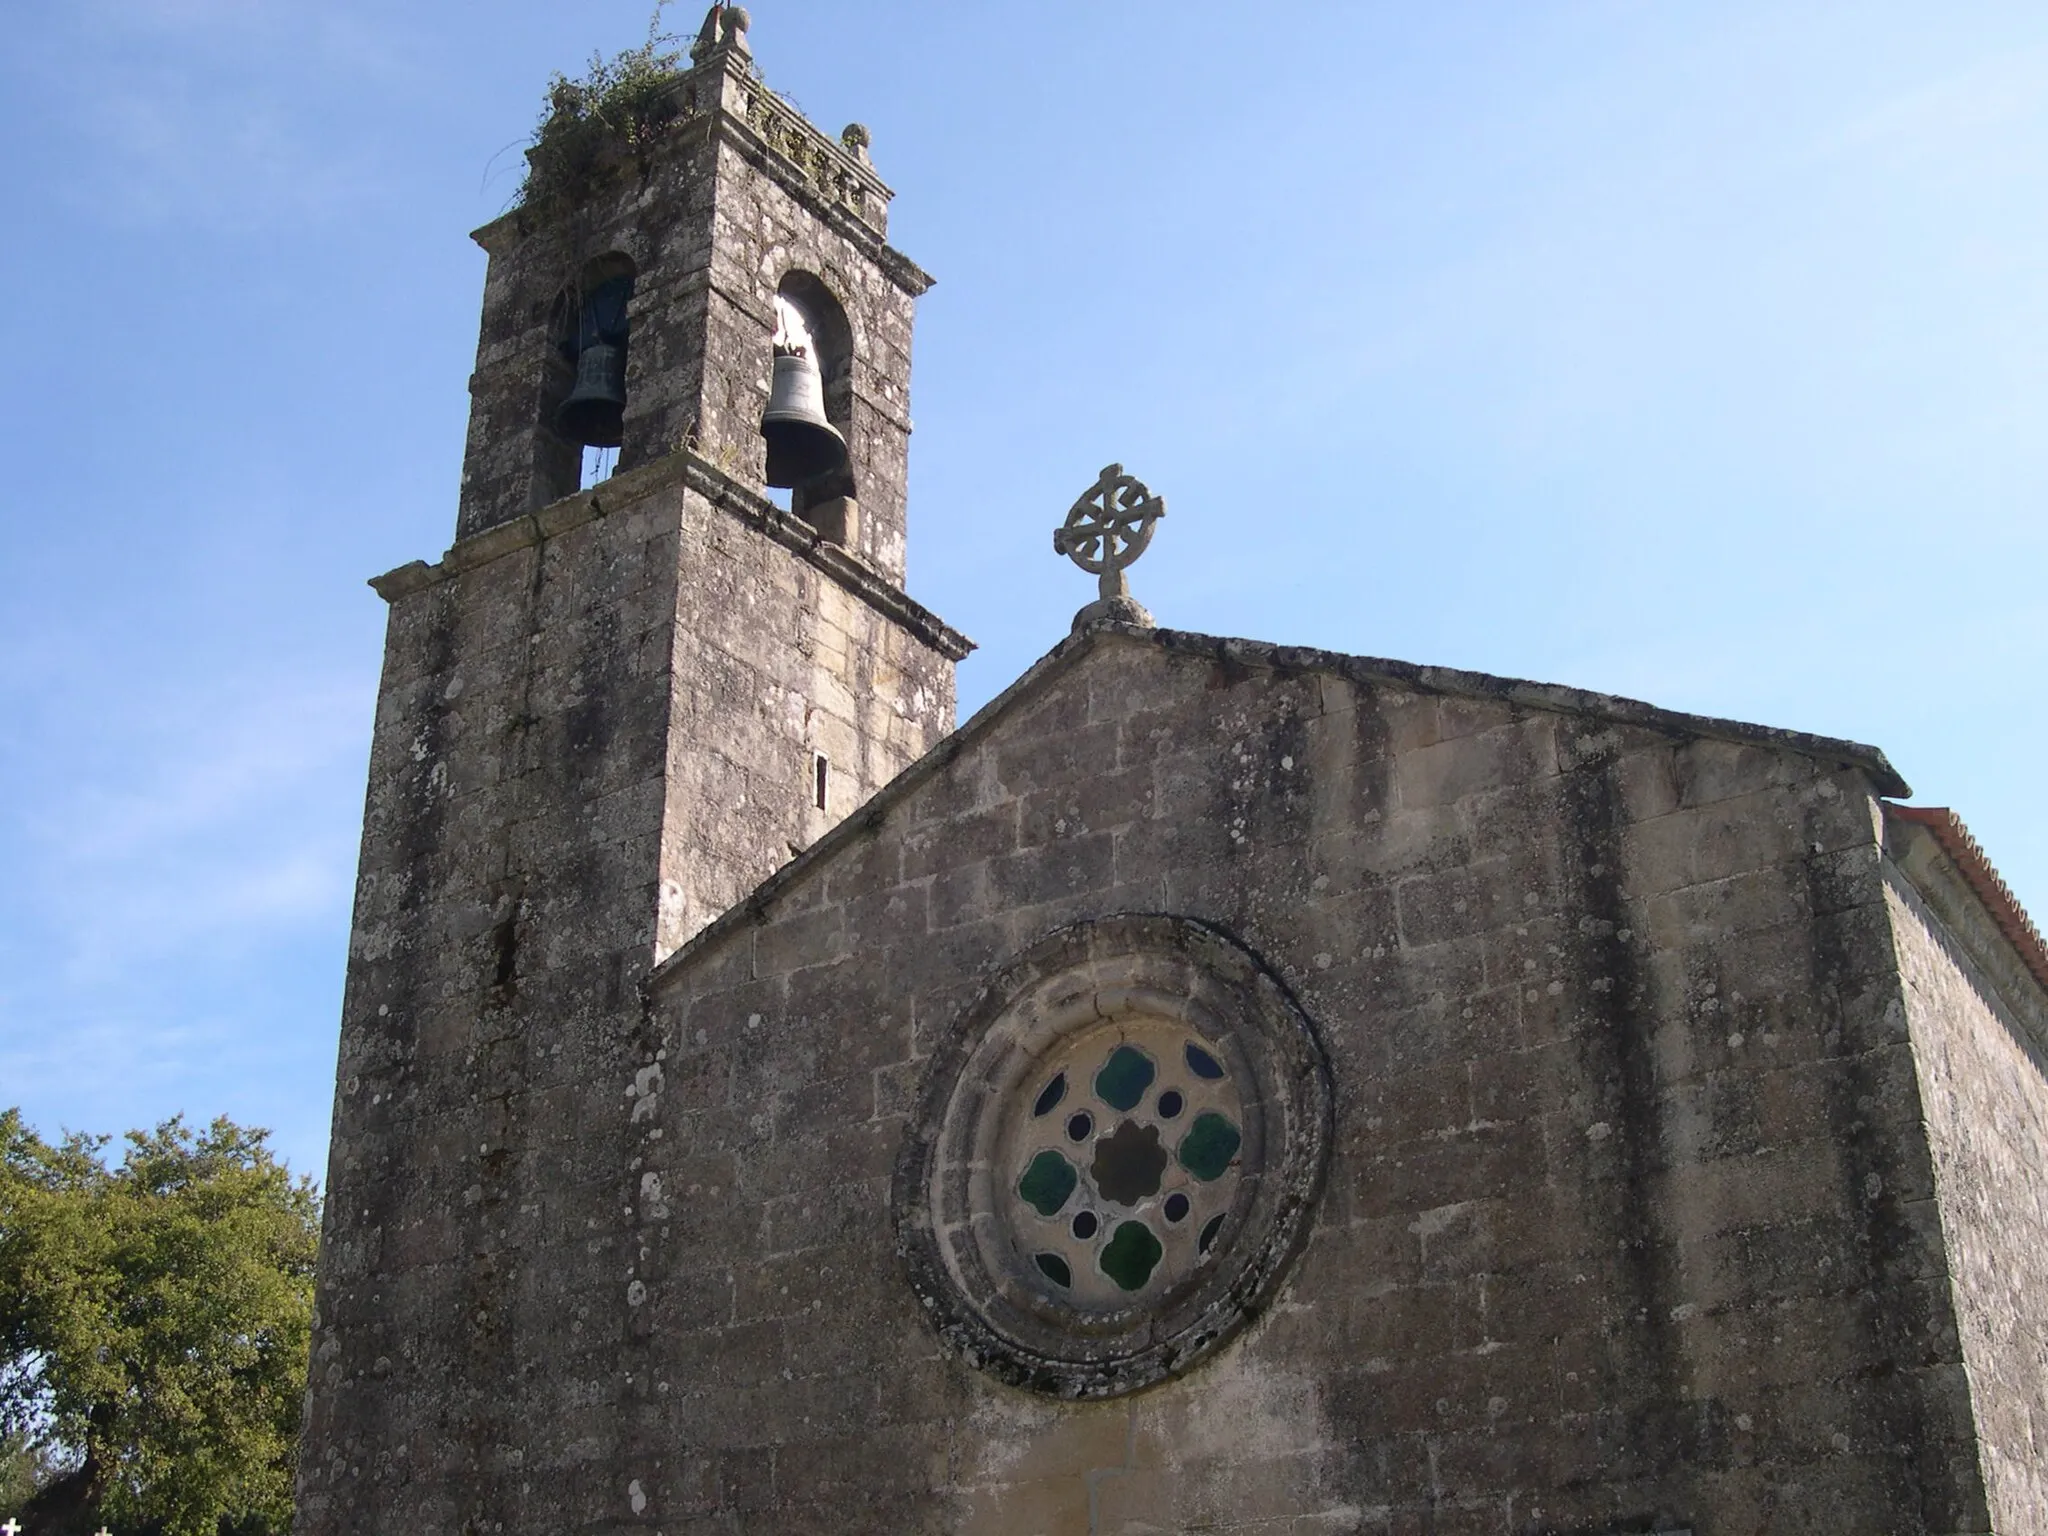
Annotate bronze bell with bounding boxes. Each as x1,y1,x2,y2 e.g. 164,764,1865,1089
556,341,627,449
761,351,848,488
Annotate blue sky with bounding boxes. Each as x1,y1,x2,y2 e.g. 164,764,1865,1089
1,1,2042,1183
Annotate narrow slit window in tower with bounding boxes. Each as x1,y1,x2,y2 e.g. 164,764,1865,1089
813,754,830,811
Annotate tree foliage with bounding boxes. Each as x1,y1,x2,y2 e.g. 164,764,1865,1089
0,1428,54,1514
0,1109,319,1536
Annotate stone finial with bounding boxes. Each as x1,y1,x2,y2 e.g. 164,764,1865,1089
691,3,751,62
722,5,752,53
841,122,872,163
1053,463,1166,630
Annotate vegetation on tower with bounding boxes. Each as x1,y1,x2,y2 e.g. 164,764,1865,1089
520,3,723,216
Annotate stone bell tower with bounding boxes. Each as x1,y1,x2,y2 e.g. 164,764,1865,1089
296,10,969,1525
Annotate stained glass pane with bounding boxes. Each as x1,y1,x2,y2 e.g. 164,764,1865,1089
1184,1043,1226,1080
1178,1112,1241,1182
1033,1072,1068,1118
1095,1045,1156,1111
1100,1220,1163,1292
1036,1252,1073,1287
1018,1150,1078,1216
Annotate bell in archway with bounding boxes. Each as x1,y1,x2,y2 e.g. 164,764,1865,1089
761,350,848,488
555,274,633,448
556,341,628,448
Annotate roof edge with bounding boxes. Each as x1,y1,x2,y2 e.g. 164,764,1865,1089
1131,625,1910,798
644,618,1915,997
644,621,1105,995
367,451,971,662
1886,805,2048,1004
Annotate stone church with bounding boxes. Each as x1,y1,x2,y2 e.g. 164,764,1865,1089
298,11,2048,1533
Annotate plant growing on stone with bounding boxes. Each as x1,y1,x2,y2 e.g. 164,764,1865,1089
522,3,694,215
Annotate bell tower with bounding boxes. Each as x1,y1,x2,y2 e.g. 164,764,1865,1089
297,11,968,1526
455,4,930,579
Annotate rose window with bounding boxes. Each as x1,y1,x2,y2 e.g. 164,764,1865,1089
1007,1021,1243,1305
896,914,1332,1399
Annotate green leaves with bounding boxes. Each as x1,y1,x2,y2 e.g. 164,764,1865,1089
520,21,693,216
0,1109,319,1535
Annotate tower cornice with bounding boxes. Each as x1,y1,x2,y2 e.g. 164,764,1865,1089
469,50,932,295
372,446,972,662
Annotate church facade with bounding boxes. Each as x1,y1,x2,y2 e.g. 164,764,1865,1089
298,14,2048,1533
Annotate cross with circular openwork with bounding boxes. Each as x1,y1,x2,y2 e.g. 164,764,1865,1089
1053,464,1165,627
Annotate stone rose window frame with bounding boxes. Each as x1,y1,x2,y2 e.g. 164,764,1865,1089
895,913,1333,1400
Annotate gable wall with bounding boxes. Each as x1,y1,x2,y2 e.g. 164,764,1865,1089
1885,830,2048,1534
601,634,1986,1534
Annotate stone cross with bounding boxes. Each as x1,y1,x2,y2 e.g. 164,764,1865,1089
2,1518,20,1535
1052,463,1165,630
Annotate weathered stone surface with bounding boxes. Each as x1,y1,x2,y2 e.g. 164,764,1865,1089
307,587,2048,1532
1887,813,2048,1535
570,626,2008,1534
455,42,928,582
298,444,961,1533
302,27,2048,1536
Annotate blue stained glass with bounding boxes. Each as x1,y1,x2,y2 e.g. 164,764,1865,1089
1033,1073,1068,1117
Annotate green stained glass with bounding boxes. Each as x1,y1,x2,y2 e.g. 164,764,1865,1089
1018,1150,1078,1216
1178,1112,1241,1182
1035,1252,1073,1288
1100,1220,1163,1292
1094,1045,1156,1112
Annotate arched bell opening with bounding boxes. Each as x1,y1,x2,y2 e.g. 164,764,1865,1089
531,286,584,505
550,252,638,491
762,272,858,545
